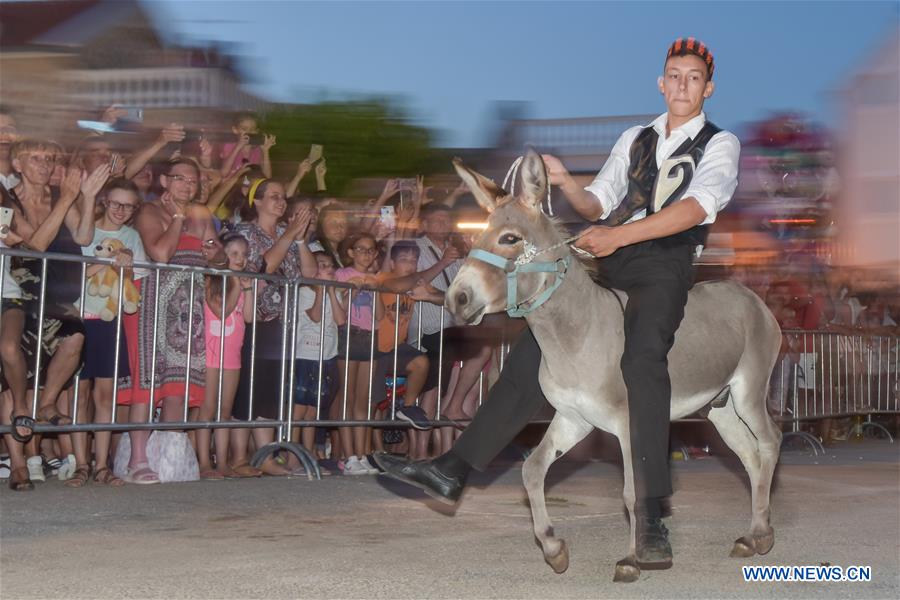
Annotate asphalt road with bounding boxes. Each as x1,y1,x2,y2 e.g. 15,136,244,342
1,440,898,599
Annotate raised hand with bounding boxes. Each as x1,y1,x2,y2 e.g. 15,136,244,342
109,153,127,177
288,205,313,239
262,134,277,150
160,191,184,219
379,178,400,202
60,166,83,202
113,247,134,269
440,244,462,264
158,123,186,145
81,163,111,199
199,137,213,159
296,158,313,178
540,154,571,186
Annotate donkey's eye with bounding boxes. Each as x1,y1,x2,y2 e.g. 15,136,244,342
499,233,521,245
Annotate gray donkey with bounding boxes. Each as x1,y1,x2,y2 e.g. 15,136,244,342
445,149,782,583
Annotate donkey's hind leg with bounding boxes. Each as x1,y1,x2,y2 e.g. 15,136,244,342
707,390,781,557
523,411,593,574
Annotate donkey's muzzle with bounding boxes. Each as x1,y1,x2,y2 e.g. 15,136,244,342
445,283,484,325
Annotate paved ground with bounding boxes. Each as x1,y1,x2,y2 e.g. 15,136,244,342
1,440,898,599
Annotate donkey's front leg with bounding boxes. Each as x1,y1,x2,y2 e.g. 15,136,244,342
523,412,592,574
613,431,642,583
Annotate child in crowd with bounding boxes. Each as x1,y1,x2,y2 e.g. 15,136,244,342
287,251,346,474
75,178,146,487
219,112,275,179
334,232,383,474
196,233,257,479
373,241,440,457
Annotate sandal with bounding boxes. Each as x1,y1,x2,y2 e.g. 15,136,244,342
10,415,35,443
64,465,91,488
199,469,225,480
224,462,261,479
259,460,290,477
93,467,125,487
35,407,72,427
8,466,34,492
125,462,160,485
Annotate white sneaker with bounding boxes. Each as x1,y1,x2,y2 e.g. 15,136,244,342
26,456,45,483
343,455,369,476
360,454,380,475
58,454,76,481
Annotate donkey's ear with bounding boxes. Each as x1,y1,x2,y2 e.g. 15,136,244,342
452,158,505,214
520,147,547,212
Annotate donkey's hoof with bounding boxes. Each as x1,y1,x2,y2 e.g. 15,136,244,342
544,540,569,574
753,528,775,555
730,536,757,558
613,557,640,583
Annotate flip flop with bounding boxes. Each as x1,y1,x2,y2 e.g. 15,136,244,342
200,469,225,480
10,415,35,443
224,462,261,479
35,408,72,427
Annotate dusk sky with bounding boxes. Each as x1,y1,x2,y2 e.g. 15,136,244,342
150,1,899,147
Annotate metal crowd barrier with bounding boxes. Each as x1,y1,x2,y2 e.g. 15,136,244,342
770,329,898,455
2,249,897,474
0,247,499,479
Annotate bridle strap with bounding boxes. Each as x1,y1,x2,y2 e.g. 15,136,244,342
468,248,571,318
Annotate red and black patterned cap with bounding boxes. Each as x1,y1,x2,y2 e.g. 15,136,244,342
666,37,714,79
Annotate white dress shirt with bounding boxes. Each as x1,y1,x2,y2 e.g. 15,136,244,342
584,112,740,225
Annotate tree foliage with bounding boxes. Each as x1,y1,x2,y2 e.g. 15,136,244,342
260,99,444,197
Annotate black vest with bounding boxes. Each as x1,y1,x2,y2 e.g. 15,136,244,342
599,121,721,247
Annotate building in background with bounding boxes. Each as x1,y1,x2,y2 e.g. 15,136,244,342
836,27,899,286
0,0,265,143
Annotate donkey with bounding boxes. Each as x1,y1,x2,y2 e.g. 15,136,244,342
445,149,783,583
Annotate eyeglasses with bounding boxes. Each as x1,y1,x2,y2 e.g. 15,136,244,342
26,154,57,165
108,200,138,213
168,174,199,185
352,247,377,255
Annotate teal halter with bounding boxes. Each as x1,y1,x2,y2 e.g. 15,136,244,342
468,241,572,318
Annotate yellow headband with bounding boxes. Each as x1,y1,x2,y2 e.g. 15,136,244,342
247,178,267,207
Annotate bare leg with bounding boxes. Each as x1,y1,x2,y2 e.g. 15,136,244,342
196,368,221,472
212,370,240,473
0,309,29,438
1,390,28,478
339,360,358,461
36,333,83,419
127,401,152,470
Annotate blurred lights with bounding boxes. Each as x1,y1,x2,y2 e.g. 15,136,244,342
457,222,488,230
769,218,818,224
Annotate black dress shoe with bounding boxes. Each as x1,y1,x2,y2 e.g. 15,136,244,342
372,452,466,504
635,517,673,570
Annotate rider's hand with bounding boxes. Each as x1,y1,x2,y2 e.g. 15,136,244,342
573,225,625,258
541,154,572,187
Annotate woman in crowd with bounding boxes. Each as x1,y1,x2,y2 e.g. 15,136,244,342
120,158,219,484
231,178,316,476
3,140,100,486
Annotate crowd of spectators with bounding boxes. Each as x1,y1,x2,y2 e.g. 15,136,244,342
0,104,897,490
0,105,496,490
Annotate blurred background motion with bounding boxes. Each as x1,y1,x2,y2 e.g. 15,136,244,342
0,0,897,320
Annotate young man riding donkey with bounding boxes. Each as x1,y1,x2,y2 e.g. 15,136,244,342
375,38,782,582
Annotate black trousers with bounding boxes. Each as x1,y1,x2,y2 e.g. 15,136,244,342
453,241,695,501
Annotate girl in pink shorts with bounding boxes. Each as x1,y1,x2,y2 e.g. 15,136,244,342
196,233,256,479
